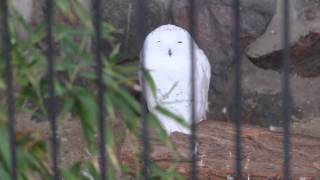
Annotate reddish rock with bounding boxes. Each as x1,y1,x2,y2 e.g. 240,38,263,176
120,120,320,179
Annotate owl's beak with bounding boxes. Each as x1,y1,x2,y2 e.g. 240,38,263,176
168,48,172,56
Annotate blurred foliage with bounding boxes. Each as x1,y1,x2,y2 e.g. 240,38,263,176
0,127,50,179
0,0,185,179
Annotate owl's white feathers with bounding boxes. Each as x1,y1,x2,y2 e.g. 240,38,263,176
140,24,211,134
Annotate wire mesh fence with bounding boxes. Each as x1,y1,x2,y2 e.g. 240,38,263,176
0,0,294,179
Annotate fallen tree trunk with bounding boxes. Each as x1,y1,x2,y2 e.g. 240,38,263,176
120,120,320,179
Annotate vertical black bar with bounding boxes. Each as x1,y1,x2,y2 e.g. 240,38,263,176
137,0,150,179
188,0,197,179
45,0,59,179
1,0,17,179
232,0,242,179
282,0,291,179
92,0,107,179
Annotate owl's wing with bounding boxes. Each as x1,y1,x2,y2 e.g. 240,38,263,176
195,48,211,121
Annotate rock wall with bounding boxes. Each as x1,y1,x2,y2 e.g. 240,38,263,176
244,0,320,136
10,0,320,137
169,0,276,121
101,0,170,58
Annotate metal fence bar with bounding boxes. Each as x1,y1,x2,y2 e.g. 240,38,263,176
92,0,108,179
45,0,60,179
232,0,242,179
188,0,197,179
282,0,291,179
1,0,17,179
137,0,150,179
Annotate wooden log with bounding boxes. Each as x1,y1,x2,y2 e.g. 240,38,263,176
120,120,320,179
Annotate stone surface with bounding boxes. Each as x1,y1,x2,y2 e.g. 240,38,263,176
241,56,320,136
60,0,276,119
11,0,44,39
246,0,320,77
10,0,277,121
101,0,170,58
15,113,90,168
120,120,320,179
10,0,171,63
8,0,320,134
12,0,34,23
241,0,320,133
170,0,276,119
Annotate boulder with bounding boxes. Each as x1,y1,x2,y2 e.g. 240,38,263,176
101,0,170,58
76,0,277,120
241,56,320,137
246,0,320,77
170,0,276,119
243,0,320,134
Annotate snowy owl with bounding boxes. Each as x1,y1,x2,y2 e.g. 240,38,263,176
140,24,211,135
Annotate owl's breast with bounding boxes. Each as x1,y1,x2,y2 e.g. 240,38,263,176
150,68,190,104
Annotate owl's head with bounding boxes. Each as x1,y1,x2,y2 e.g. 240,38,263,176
143,24,196,59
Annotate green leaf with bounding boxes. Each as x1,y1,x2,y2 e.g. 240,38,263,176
30,24,46,45
101,22,115,40
55,80,67,96
0,163,10,180
73,87,97,146
0,130,10,171
57,0,71,13
150,162,185,180
155,105,188,127
84,161,99,180
80,71,96,80
106,92,139,135
0,79,5,90
62,162,81,180
73,0,91,28
108,44,120,64
147,112,168,142
115,88,141,114
58,97,75,121
143,69,157,98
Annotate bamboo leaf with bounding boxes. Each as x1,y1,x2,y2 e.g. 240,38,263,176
155,105,188,127
143,69,157,98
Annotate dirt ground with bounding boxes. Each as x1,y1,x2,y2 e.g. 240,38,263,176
15,113,91,169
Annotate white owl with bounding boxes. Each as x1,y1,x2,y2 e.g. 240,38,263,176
140,24,211,135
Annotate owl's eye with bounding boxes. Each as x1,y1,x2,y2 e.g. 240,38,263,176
177,41,183,43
